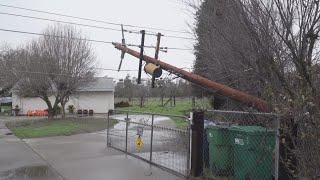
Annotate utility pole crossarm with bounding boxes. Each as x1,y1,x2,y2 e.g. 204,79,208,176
112,42,271,112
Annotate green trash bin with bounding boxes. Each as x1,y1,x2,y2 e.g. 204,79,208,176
229,126,275,180
206,125,233,176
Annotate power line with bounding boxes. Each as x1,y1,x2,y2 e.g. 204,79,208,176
0,28,193,50
0,10,195,40
126,44,192,51
0,11,138,34
0,11,163,37
163,34,195,41
0,68,138,77
0,28,114,44
2,69,75,77
95,67,138,72
0,3,190,35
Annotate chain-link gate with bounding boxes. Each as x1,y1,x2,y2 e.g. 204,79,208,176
107,109,191,177
202,110,280,180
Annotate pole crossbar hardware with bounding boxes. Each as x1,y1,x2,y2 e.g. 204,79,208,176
118,24,126,72
137,30,145,84
112,43,271,112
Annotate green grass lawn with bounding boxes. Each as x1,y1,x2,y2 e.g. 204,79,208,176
6,118,117,139
115,97,212,129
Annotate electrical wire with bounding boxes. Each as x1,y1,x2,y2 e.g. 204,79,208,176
163,34,196,41
0,28,193,50
0,11,166,37
95,67,138,72
126,44,192,51
0,11,138,34
0,3,190,34
0,9,195,40
0,28,114,44
0,67,138,77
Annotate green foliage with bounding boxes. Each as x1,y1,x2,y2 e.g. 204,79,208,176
68,105,74,110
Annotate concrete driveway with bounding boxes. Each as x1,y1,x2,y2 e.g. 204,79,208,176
0,116,183,180
0,121,60,180
23,133,183,180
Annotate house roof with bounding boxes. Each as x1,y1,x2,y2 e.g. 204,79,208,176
11,77,114,93
78,77,114,92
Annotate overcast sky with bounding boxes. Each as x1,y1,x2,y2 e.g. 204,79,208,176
0,0,196,81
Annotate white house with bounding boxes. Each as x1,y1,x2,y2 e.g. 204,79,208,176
11,77,114,114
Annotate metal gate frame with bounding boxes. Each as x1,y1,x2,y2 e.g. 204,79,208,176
107,109,191,177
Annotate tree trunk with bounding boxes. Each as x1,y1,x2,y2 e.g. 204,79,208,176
61,96,69,118
60,95,69,119
42,96,54,120
47,108,55,120
42,95,60,120
61,103,66,118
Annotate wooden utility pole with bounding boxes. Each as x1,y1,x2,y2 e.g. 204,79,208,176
152,33,162,88
137,30,145,84
112,43,271,112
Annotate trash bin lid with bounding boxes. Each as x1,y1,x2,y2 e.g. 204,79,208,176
206,124,231,129
230,126,274,134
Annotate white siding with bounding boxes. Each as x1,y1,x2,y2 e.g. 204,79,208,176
12,93,56,114
67,91,114,113
12,91,114,114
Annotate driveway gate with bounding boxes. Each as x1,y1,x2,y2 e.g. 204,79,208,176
107,109,191,177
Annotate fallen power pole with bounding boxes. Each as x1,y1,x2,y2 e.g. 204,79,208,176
113,43,271,112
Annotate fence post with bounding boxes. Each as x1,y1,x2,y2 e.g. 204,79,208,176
191,110,204,177
150,114,154,162
192,97,196,108
275,115,280,180
187,122,191,175
125,112,129,153
107,110,110,146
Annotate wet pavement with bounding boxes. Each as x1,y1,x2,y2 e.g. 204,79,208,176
0,121,61,180
24,133,183,180
110,114,178,129
0,165,58,180
0,115,184,180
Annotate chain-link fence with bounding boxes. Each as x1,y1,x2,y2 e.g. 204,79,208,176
202,110,279,180
107,109,190,177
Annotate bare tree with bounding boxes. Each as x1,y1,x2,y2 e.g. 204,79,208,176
190,0,320,178
15,24,96,119
0,44,20,96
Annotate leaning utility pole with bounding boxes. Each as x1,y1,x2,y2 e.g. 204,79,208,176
137,30,146,84
113,43,271,112
152,32,161,88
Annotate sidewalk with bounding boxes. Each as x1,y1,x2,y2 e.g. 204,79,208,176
0,121,60,180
